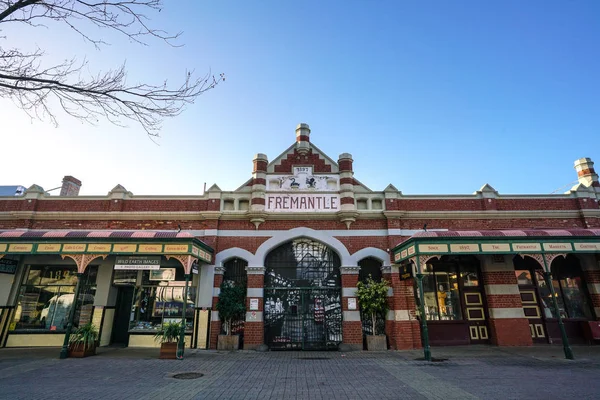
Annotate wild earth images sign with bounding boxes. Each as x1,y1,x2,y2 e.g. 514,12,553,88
114,256,161,270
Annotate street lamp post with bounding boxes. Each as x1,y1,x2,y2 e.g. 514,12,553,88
413,259,431,362
176,273,191,360
540,256,573,360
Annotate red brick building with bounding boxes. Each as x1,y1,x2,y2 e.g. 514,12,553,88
1,123,599,350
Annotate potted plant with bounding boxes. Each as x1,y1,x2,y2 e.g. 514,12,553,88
154,321,182,359
356,276,390,351
68,322,99,358
216,280,246,350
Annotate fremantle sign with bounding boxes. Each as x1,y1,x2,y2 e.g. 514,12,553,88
266,194,340,212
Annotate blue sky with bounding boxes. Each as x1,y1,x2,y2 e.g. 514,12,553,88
1,0,599,196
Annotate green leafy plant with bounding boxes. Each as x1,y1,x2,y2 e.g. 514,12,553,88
356,276,390,336
69,322,99,350
153,322,182,344
216,281,246,335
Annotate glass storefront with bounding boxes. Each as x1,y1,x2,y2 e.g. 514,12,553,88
421,262,463,321
118,268,196,333
10,265,97,332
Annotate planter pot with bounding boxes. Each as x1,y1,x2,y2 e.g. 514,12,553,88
366,335,387,351
69,344,96,358
159,342,178,359
217,334,240,351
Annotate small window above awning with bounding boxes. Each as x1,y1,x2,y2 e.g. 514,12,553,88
0,229,213,264
392,228,600,263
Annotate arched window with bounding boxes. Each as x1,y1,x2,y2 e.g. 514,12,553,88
223,257,248,286
358,257,382,283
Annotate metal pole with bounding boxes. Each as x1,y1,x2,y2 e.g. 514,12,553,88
59,272,82,359
177,273,190,360
414,258,431,361
541,255,574,360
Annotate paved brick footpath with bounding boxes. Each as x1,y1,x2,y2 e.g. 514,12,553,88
1,345,600,400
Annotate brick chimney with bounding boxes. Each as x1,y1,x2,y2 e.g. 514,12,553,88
59,175,82,196
574,158,600,188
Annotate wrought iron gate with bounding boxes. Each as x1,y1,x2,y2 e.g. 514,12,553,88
264,287,342,350
264,238,342,350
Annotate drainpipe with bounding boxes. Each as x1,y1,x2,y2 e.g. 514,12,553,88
177,273,191,360
541,255,574,360
59,273,82,359
413,258,432,361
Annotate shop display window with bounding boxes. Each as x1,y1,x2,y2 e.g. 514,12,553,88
421,263,462,321
128,269,196,333
10,265,97,332
535,264,593,320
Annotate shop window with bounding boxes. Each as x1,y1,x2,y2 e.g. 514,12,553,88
129,268,196,333
10,265,97,332
515,269,533,286
421,262,462,320
550,259,593,319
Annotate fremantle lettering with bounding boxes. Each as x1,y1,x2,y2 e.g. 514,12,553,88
266,194,340,212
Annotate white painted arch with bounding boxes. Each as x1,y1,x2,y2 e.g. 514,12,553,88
214,247,254,267
252,227,352,266
350,247,391,266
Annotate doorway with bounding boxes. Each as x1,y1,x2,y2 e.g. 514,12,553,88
111,286,134,345
264,238,342,350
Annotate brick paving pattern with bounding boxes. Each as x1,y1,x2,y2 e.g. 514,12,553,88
1,345,600,399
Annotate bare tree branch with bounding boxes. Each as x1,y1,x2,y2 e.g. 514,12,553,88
0,1,224,136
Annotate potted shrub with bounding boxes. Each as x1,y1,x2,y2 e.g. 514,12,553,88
216,281,246,350
356,276,390,351
68,322,99,358
154,321,181,359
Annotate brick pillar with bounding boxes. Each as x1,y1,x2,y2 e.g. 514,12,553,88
250,154,268,212
244,266,265,350
388,265,421,350
581,255,600,319
481,255,532,346
338,153,355,211
209,265,224,350
341,266,362,350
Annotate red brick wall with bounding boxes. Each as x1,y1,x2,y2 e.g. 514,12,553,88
488,318,533,346
243,322,264,349
342,321,362,345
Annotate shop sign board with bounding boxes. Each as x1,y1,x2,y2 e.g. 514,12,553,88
266,194,340,212
0,258,18,274
399,263,413,281
114,255,161,270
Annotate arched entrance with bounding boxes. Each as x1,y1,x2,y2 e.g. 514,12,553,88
513,254,594,344
264,238,342,350
358,257,386,346
221,257,248,349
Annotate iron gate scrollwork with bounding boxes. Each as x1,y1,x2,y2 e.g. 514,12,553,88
264,239,342,350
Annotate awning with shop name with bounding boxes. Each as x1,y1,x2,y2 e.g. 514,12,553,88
0,230,213,263
392,228,600,263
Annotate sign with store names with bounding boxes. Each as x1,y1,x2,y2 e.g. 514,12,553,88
114,256,161,270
